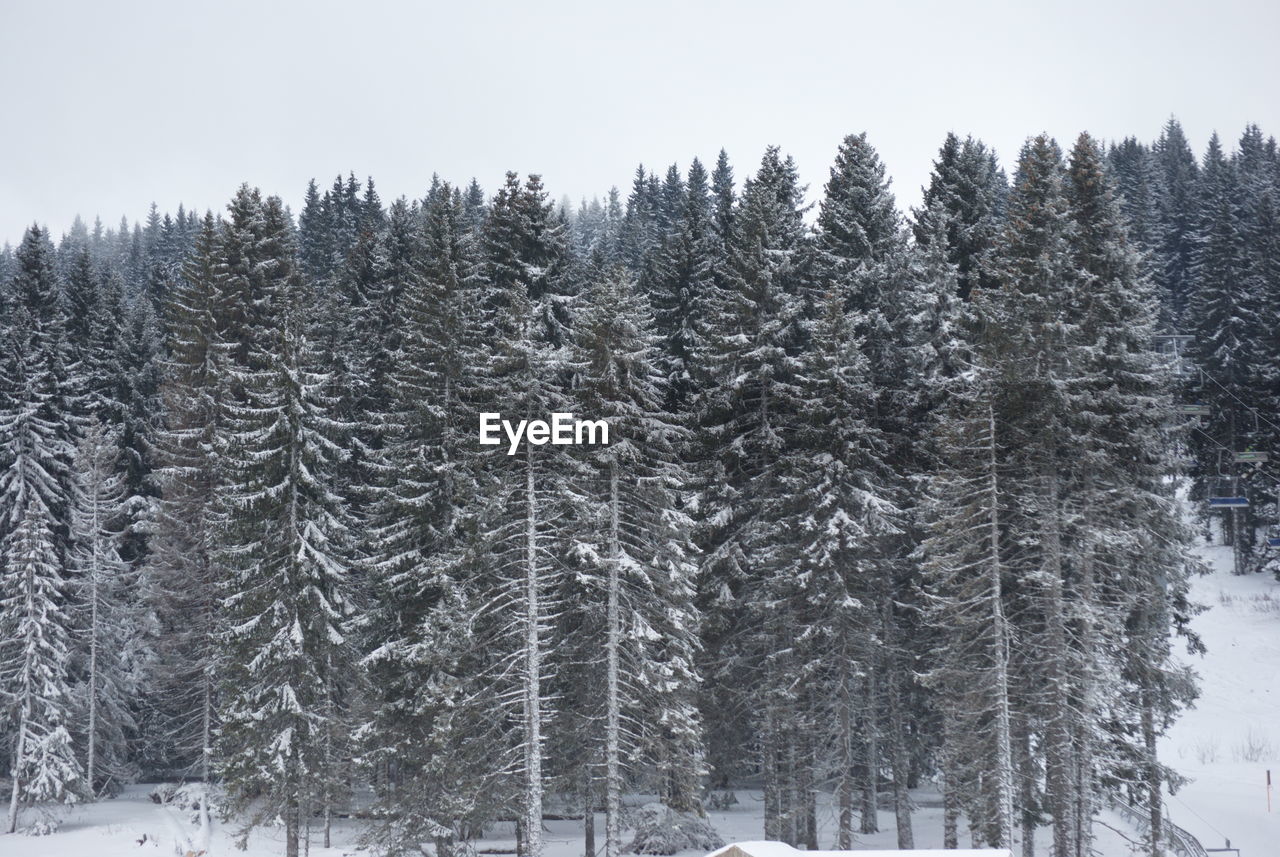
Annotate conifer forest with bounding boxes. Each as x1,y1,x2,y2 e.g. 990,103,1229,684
3,118,1280,857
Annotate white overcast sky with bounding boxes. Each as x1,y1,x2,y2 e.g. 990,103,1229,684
2,0,1278,245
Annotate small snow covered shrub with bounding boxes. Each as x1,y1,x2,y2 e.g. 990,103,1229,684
148,782,223,824
22,818,61,836
1233,727,1275,762
623,802,724,855
149,782,177,804
1193,736,1219,764
1248,592,1280,614
706,790,738,810
1217,590,1280,614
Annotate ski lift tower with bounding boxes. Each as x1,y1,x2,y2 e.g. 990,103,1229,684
1270,480,1280,548
1208,449,1255,575
1153,333,1197,380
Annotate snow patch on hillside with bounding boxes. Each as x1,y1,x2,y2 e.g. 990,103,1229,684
1159,538,1280,856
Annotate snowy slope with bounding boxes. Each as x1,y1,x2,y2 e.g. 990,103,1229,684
2,783,364,856
0,784,1142,857
1159,537,1280,856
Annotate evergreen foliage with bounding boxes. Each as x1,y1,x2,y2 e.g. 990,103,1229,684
4,118,1265,857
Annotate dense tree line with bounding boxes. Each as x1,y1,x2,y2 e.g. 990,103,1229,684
3,118,1277,857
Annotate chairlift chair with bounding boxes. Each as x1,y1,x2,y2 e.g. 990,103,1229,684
1208,496,1249,508
1187,367,1206,392
1208,471,1248,507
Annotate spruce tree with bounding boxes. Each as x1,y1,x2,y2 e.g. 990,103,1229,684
919,363,1015,851
1152,118,1200,324
696,146,810,841
1234,127,1280,481
710,149,736,241
360,189,501,857
327,201,393,522
145,212,225,780
214,193,354,857
62,249,124,428
1066,132,1199,857
650,158,721,411
982,135,1084,857
785,285,901,848
298,178,330,285
116,292,163,566
1187,135,1254,563
620,166,660,274
566,267,704,857
1107,139,1164,262
0,226,84,831
472,172,572,857
814,131,919,844
68,418,145,795
913,132,1007,301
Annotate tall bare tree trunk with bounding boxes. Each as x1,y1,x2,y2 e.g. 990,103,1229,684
1073,546,1097,857
1043,477,1076,857
604,461,622,857
201,669,213,783
1142,695,1162,857
883,601,914,849
1017,715,1036,857
799,737,817,849
322,661,334,850
837,673,856,849
941,716,959,850
762,707,781,841
780,737,795,845
286,786,300,857
987,400,1016,848
523,444,545,857
7,706,28,833
860,666,879,834
584,771,596,857
87,551,99,795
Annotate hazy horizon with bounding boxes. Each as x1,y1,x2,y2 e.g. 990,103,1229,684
3,0,1278,245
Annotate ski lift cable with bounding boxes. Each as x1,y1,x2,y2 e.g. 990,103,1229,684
1168,791,1230,842
1189,433,1280,503
1197,369,1280,437
1189,427,1280,519
1189,425,1280,485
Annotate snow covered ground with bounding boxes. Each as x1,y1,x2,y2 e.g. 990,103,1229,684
1158,536,1280,856
0,788,1131,857
3,784,364,856
0,783,1140,856
6,533,1277,857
